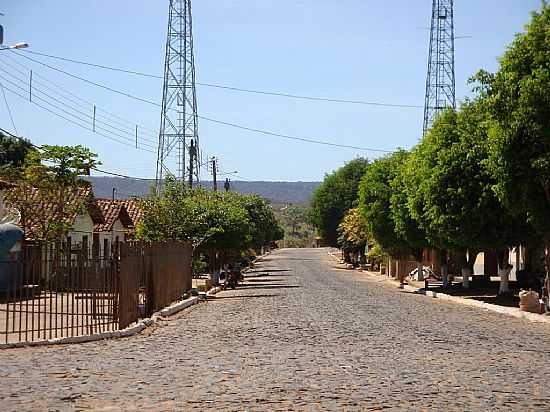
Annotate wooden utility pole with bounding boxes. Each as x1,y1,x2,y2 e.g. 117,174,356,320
211,157,218,191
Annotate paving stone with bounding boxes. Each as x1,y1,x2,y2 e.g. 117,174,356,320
0,248,549,411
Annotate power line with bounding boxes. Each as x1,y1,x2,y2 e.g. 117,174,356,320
92,167,157,181
14,51,161,108
0,127,158,182
17,49,424,109
0,81,160,155
7,51,398,153
0,81,18,135
0,53,160,141
0,66,159,151
198,115,394,153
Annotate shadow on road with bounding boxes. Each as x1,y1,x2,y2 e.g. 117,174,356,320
246,269,292,274
212,294,280,300
240,284,301,290
246,278,285,283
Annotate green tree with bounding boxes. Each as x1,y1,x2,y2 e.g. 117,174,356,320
406,105,534,288
359,151,412,258
137,181,282,271
337,208,371,263
0,131,35,179
6,145,99,241
310,158,369,246
228,193,283,250
474,3,550,289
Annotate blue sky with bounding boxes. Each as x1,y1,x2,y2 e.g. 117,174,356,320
0,0,542,181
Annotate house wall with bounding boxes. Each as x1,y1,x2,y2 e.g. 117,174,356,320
71,214,95,246
97,219,128,258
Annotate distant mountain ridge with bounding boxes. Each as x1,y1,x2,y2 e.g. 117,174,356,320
85,177,320,204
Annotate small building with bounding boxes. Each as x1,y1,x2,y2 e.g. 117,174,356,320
94,199,135,258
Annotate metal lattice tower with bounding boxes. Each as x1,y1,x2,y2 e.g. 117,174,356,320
423,0,456,135
156,0,200,189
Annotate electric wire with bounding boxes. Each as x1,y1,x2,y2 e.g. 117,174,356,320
0,81,160,155
0,66,160,151
198,115,394,153
17,49,424,109
1,127,258,184
7,50,399,153
0,81,18,135
1,53,160,140
0,71,160,152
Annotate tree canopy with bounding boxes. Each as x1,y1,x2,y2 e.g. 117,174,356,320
310,158,369,246
0,132,35,179
137,179,283,261
476,3,550,239
359,151,412,257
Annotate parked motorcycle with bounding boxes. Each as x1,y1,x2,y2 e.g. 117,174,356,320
223,269,240,290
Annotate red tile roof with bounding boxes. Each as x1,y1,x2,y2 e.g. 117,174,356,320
94,199,134,232
95,198,143,228
4,183,104,240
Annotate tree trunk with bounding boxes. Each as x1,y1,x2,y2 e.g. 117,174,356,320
461,267,470,289
441,264,449,288
416,261,424,282
543,239,550,312
437,249,449,288
498,248,512,295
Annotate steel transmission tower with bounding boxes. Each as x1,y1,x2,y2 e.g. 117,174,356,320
423,0,456,135
156,0,200,189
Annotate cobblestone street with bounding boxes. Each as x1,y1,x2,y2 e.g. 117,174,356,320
2,248,550,411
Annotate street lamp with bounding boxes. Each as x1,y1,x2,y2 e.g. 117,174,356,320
0,42,29,51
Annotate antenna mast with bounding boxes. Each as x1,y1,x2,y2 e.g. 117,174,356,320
423,0,456,135
156,0,201,190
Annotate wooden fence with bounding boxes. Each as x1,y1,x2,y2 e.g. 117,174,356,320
0,241,192,344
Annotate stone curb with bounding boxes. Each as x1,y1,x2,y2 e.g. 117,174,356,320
399,283,550,325
206,286,223,297
327,250,550,326
0,290,218,350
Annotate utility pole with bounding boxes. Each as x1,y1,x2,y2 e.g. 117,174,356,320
156,0,201,192
423,0,456,135
211,157,218,191
188,139,196,188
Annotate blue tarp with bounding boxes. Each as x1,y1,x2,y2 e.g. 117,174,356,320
0,224,23,257
0,224,24,291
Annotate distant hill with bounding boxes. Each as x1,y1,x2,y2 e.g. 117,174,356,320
85,177,320,205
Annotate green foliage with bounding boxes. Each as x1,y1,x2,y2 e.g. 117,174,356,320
0,132,35,179
390,151,428,259
229,193,283,250
407,104,534,253
7,144,100,240
136,180,282,259
337,208,371,253
359,151,412,257
275,204,315,248
23,145,99,185
310,158,369,246
476,3,550,237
